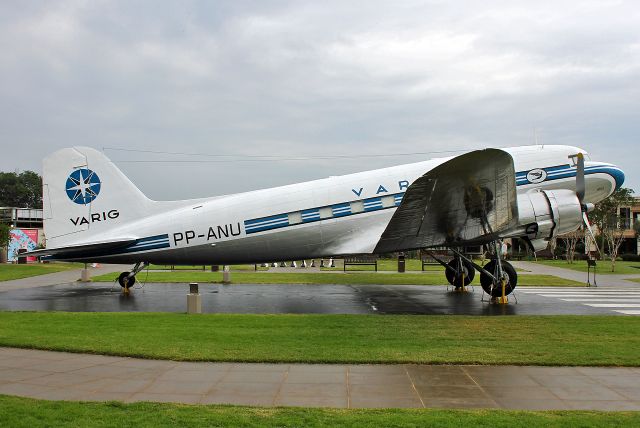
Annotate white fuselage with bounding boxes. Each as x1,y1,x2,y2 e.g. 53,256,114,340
57,145,623,264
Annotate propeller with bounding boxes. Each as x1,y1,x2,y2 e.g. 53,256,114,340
575,152,599,253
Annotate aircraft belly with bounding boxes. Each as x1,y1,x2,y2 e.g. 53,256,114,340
73,209,395,265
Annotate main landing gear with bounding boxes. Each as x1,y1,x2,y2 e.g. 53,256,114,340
480,259,517,298
445,256,475,290
428,248,518,302
118,262,148,292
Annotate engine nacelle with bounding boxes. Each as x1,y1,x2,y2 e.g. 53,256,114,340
514,189,583,241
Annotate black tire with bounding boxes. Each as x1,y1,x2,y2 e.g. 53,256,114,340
445,258,475,287
480,260,517,297
118,271,136,288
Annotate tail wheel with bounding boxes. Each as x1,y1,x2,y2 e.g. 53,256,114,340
118,272,136,288
445,258,475,287
480,260,517,297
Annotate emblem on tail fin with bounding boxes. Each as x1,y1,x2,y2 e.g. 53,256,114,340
65,168,101,205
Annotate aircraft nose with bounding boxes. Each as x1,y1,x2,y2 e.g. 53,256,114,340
586,161,625,191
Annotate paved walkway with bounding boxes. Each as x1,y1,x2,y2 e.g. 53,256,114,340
0,264,129,291
512,261,640,287
0,348,639,410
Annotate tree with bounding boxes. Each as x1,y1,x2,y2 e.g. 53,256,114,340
0,171,42,208
0,222,10,249
560,229,583,263
0,221,10,263
589,187,636,272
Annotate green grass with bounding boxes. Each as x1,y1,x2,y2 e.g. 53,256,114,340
94,271,584,286
534,259,640,275
1,312,638,366
0,263,81,281
1,396,638,428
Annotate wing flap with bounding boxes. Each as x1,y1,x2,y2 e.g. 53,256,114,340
374,149,518,253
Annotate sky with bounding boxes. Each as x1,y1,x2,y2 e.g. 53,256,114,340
1,0,638,200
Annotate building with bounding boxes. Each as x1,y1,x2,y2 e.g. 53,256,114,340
618,197,640,256
0,207,44,263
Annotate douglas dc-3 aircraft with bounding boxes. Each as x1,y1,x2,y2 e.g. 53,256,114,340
29,145,624,297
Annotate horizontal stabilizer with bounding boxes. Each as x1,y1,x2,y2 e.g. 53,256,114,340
25,238,137,258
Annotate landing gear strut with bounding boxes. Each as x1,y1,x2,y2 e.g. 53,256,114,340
118,262,148,291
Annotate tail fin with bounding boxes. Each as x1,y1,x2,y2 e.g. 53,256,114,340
43,147,152,248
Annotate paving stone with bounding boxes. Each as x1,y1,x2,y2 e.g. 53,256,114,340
349,395,423,409
285,371,346,384
279,383,347,398
127,392,203,404
422,397,498,409
222,370,286,384
276,395,348,408
144,379,216,395
548,385,628,401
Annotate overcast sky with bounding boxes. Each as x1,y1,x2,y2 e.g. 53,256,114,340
1,0,638,199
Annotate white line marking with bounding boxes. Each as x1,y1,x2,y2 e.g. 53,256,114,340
520,288,640,292
519,291,640,294
584,304,640,308
560,299,640,302
537,293,640,298
614,310,640,315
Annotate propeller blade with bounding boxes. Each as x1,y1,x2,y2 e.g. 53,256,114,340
576,152,585,205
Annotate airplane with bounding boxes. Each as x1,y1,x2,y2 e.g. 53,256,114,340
29,145,624,297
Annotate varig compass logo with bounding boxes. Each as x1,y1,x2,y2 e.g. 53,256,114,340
526,168,548,184
65,168,101,205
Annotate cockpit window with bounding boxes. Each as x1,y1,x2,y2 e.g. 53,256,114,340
568,153,591,166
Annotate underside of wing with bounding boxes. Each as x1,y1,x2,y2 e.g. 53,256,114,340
374,149,518,253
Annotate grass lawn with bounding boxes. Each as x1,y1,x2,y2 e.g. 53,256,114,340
0,263,81,282
0,312,638,366
93,271,583,286
534,259,640,275
1,396,639,428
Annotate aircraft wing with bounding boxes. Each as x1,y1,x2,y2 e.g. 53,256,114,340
25,237,138,259
374,149,518,253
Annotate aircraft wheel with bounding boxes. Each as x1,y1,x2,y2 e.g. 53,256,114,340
480,260,517,297
445,259,475,288
118,272,136,288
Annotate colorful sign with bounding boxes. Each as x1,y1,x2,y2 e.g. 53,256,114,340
8,229,39,262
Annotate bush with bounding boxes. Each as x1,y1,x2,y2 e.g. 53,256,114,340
621,254,640,262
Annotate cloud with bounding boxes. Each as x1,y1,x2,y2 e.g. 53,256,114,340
0,0,638,199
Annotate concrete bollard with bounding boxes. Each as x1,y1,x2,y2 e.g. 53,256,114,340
80,269,91,282
187,283,202,314
222,265,231,284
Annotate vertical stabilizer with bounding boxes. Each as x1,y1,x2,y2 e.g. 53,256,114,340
43,147,152,248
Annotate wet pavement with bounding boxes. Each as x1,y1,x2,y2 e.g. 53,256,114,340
1,347,639,410
2,281,640,315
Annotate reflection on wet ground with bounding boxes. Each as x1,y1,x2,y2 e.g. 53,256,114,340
0,282,621,315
